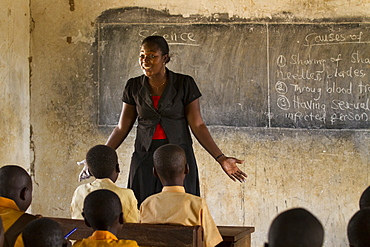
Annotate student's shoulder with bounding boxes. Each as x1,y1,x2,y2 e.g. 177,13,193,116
118,239,140,246
111,184,135,193
72,183,90,196
184,193,209,207
110,186,137,199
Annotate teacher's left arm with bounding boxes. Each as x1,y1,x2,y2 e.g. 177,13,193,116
185,99,247,182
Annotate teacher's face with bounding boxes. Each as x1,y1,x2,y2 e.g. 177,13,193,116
139,43,167,78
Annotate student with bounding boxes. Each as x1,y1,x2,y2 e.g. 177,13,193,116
139,144,223,247
359,186,370,209
22,217,71,247
347,208,370,247
0,217,4,247
73,189,139,247
71,145,138,222
0,165,37,247
265,207,324,247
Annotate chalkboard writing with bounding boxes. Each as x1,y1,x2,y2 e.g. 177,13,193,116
96,8,370,129
269,24,370,129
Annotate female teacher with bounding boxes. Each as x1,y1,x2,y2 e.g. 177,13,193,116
98,35,246,205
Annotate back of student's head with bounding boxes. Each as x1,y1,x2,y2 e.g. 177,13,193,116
359,186,370,209
23,217,64,247
0,165,32,211
86,145,118,179
153,144,186,180
83,189,122,230
267,207,324,247
347,208,370,247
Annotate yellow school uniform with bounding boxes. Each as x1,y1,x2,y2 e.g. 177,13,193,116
72,230,139,247
70,178,139,222
140,186,223,247
0,197,26,247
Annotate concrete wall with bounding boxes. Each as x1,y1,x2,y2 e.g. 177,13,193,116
2,0,369,246
0,1,30,172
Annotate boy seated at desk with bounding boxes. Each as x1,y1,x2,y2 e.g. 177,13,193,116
71,145,138,222
73,189,139,247
139,144,223,247
0,165,38,247
22,217,71,247
265,207,324,247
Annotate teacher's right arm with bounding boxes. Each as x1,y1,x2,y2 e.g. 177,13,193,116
105,102,138,150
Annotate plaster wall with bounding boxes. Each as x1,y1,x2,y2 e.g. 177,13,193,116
27,1,370,247
0,1,30,170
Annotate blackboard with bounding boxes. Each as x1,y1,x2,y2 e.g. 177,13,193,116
96,7,370,129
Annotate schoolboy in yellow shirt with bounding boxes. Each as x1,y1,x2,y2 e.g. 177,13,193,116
73,189,139,247
71,145,138,222
0,165,37,247
22,217,71,247
140,144,223,247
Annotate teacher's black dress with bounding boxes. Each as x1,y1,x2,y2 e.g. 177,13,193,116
122,69,201,206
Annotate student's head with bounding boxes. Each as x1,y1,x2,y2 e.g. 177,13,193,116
0,165,32,211
153,144,188,185
347,208,370,247
23,217,65,247
82,189,123,232
86,145,120,182
266,208,324,247
359,186,370,209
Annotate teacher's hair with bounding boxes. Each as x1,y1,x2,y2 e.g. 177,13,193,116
141,35,171,64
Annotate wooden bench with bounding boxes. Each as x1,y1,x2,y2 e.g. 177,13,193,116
50,217,254,247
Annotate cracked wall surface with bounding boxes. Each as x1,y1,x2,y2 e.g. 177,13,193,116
2,0,370,247
0,1,30,174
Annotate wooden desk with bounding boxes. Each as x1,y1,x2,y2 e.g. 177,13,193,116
51,217,203,247
217,226,255,247
50,217,254,247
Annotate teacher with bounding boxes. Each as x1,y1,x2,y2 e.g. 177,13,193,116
104,35,247,206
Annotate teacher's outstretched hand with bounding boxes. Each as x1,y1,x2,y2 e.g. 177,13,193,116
217,155,247,182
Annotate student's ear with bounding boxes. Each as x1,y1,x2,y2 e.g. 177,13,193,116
82,212,91,227
87,168,93,178
118,212,124,225
184,163,189,175
115,164,120,173
153,167,159,178
20,187,27,201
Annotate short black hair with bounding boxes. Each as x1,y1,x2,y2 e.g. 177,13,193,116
359,186,370,209
141,36,170,63
23,218,64,247
153,144,186,180
0,165,32,200
268,208,324,247
83,189,122,230
86,145,118,178
348,208,370,247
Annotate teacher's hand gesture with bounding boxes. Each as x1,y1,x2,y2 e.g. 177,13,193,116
218,156,247,182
